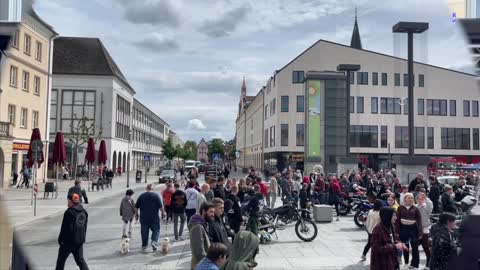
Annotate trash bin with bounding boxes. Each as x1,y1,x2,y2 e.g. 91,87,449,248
136,170,142,183
313,204,332,222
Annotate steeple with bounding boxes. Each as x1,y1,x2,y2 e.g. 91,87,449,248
241,76,246,97
350,7,362,50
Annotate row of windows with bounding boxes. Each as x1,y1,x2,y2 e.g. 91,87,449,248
7,105,39,129
50,90,96,134
133,108,165,134
132,129,164,147
9,65,42,95
116,95,131,140
10,30,43,62
264,124,305,148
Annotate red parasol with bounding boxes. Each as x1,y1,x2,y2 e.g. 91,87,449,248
27,128,44,168
97,140,107,165
85,137,96,164
52,132,67,165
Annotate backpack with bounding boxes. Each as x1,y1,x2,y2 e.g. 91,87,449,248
72,209,87,245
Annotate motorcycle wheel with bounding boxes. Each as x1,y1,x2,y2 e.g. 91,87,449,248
338,203,350,216
295,219,318,242
354,210,366,228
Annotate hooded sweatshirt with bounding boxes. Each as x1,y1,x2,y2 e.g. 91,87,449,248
220,231,260,270
189,214,211,269
58,204,88,246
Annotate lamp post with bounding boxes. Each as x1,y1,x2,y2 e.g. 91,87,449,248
145,135,149,184
127,129,131,188
336,64,361,155
392,21,429,156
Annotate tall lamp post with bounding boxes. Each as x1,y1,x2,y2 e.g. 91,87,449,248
127,129,131,188
336,64,361,155
392,22,429,156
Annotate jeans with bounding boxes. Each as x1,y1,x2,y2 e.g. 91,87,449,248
186,208,196,224
270,192,277,208
122,219,134,237
362,233,372,256
55,244,89,270
400,225,420,268
173,212,186,240
140,221,160,248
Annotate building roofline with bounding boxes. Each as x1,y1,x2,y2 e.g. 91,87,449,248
133,98,169,126
277,39,475,77
29,10,58,35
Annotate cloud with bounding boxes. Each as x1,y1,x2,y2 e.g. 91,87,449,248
133,33,179,52
119,0,180,27
198,5,251,37
188,119,207,130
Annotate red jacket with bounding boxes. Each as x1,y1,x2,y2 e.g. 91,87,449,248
259,182,268,197
162,189,175,206
330,179,341,194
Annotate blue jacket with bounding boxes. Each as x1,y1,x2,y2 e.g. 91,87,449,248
194,258,219,270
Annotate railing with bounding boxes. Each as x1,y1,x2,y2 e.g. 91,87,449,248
0,121,12,137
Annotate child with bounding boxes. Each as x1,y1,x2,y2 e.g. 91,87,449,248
120,189,136,238
162,182,175,224
399,185,409,205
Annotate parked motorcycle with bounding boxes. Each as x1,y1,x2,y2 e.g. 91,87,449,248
338,192,366,216
353,200,373,228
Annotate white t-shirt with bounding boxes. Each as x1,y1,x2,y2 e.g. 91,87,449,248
185,188,199,210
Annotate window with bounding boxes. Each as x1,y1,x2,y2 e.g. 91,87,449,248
10,66,18,87
415,127,425,149
114,94,130,140
292,71,304,83
464,100,470,116
349,72,355,84
357,96,364,113
474,128,480,150
264,129,268,148
269,126,275,147
357,72,368,85
395,126,409,148
281,124,288,146
381,73,388,85
296,124,305,146
371,97,378,114
21,71,29,91
450,100,456,116
8,105,15,125
441,128,470,149
281,96,289,112
24,34,31,55
50,89,58,133
473,101,479,117
296,95,305,112
20,108,27,128
403,74,409,86
372,72,378,85
404,98,408,115
32,111,39,129
419,74,424,87
418,99,424,115
33,76,40,95
428,127,434,149
381,126,387,148
35,41,42,61
264,105,268,120
61,90,96,134
272,98,276,115
350,125,378,148
394,73,400,86
380,97,401,114
427,99,447,116
350,96,355,113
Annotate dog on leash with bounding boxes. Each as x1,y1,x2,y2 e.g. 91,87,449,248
162,238,170,255
120,237,130,254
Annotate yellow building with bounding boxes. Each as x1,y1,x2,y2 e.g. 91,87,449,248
0,2,57,189
448,0,467,18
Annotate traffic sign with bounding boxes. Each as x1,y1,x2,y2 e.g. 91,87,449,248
33,184,38,196
144,155,150,161
212,154,221,161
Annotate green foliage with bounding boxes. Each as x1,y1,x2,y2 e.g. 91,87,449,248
162,138,177,161
183,140,197,160
208,138,225,159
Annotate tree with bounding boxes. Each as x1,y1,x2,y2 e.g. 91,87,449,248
162,138,177,162
208,138,225,159
65,115,102,179
183,140,197,160
175,144,184,159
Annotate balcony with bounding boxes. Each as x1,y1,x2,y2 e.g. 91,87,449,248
0,122,12,137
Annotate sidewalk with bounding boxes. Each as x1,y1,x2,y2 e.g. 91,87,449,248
0,173,158,227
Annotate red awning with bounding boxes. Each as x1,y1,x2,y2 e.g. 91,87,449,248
52,132,66,165
85,137,96,164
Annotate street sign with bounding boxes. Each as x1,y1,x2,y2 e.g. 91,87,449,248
212,154,221,161
144,155,150,161
33,184,38,196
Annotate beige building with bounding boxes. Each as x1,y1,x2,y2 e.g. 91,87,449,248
197,138,208,163
0,1,57,189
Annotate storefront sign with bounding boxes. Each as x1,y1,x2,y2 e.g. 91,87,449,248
13,143,30,151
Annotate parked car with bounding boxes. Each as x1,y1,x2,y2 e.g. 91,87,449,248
437,176,476,190
155,166,166,176
205,165,220,178
198,163,206,174
159,169,175,184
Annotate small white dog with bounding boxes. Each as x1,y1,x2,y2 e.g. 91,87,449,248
120,237,130,254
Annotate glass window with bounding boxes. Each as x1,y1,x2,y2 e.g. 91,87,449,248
11,30,19,48
296,95,305,112
22,71,29,91
272,98,276,114
428,127,434,149
33,76,40,95
415,127,425,149
20,108,27,128
296,124,305,146
473,101,479,117
393,98,401,114
292,71,304,83
357,96,364,113
10,66,18,87
464,100,470,116
441,128,471,150
371,97,378,114
357,72,368,85
419,74,424,87
474,128,479,150
382,73,387,86
35,41,42,61
395,126,409,149
350,125,378,147
265,105,268,120
281,96,289,112
350,96,354,113
281,124,288,146
8,105,15,125
440,100,447,116
85,92,95,105
372,72,378,85
450,100,456,116
264,129,268,148
403,74,409,86
349,72,355,84
32,111,39,129
63,91,73,105
381,126,387,148
380,98,387,114
394,73,400,86
427,99,448,116
74,91,84,105
418,99,424,115
404,98,408,115
24,34,31,55
387,98,394,114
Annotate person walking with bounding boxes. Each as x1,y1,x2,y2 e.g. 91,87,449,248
313,176,326,204
171,183,187,241
371,207,406,270
194,243,228,270
440,185,457,214
244,184,263,235
396,193,422,269
329,177,342,221
361,199,383,261
197,184,209,213
416,192,433,269
428,176,443,214
189,202,215,270
207,198,232,248
430,213,457,270
119,189,136,239
68,180,89,204
55,194,89,270
226,185,242,234
186,181,200,223
135,183,165,252
213,177,226,200
269,176,278,208
162,182,175,224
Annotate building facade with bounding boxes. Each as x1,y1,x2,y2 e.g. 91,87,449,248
197,138,208,163
236,16,479,173
169,130,183,147
0,0,56,188
131,98,169,171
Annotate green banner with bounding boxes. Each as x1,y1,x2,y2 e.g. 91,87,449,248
307,80,321,157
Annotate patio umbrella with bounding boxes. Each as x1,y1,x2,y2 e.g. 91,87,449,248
97,140,107,165
26,128,44,168
85,138,96,191
52,132,67,198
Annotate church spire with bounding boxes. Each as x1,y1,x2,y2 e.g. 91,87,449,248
241,76,246,97
350,7,362,50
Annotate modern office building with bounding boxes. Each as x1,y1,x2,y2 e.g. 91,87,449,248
235,16,478,172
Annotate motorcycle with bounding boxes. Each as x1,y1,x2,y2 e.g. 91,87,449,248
338,192,366,216
353,200,373,228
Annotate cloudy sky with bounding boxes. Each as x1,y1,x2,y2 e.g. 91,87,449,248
34,0,473,143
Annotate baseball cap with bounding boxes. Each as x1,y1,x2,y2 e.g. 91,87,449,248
72,193,80,203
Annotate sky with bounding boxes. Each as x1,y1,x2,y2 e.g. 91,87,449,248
34,0,474,144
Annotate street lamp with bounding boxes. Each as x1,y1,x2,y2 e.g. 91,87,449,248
336,64,361,155
127,129,131,188
392,21,429,156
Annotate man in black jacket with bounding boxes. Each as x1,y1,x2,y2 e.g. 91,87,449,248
55,193,89,270
245,185,263,235
441,185,457,214
170,183,187,241
67,180,88,204
429,176,443,213
226,185,243,233
409,173,428,193
213,176,226,200
207,198,232,249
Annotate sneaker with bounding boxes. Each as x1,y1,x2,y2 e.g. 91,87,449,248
141,246,147,253
336,217,340,221
178,236,185,241
151,241,157,251
360,255,366,261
